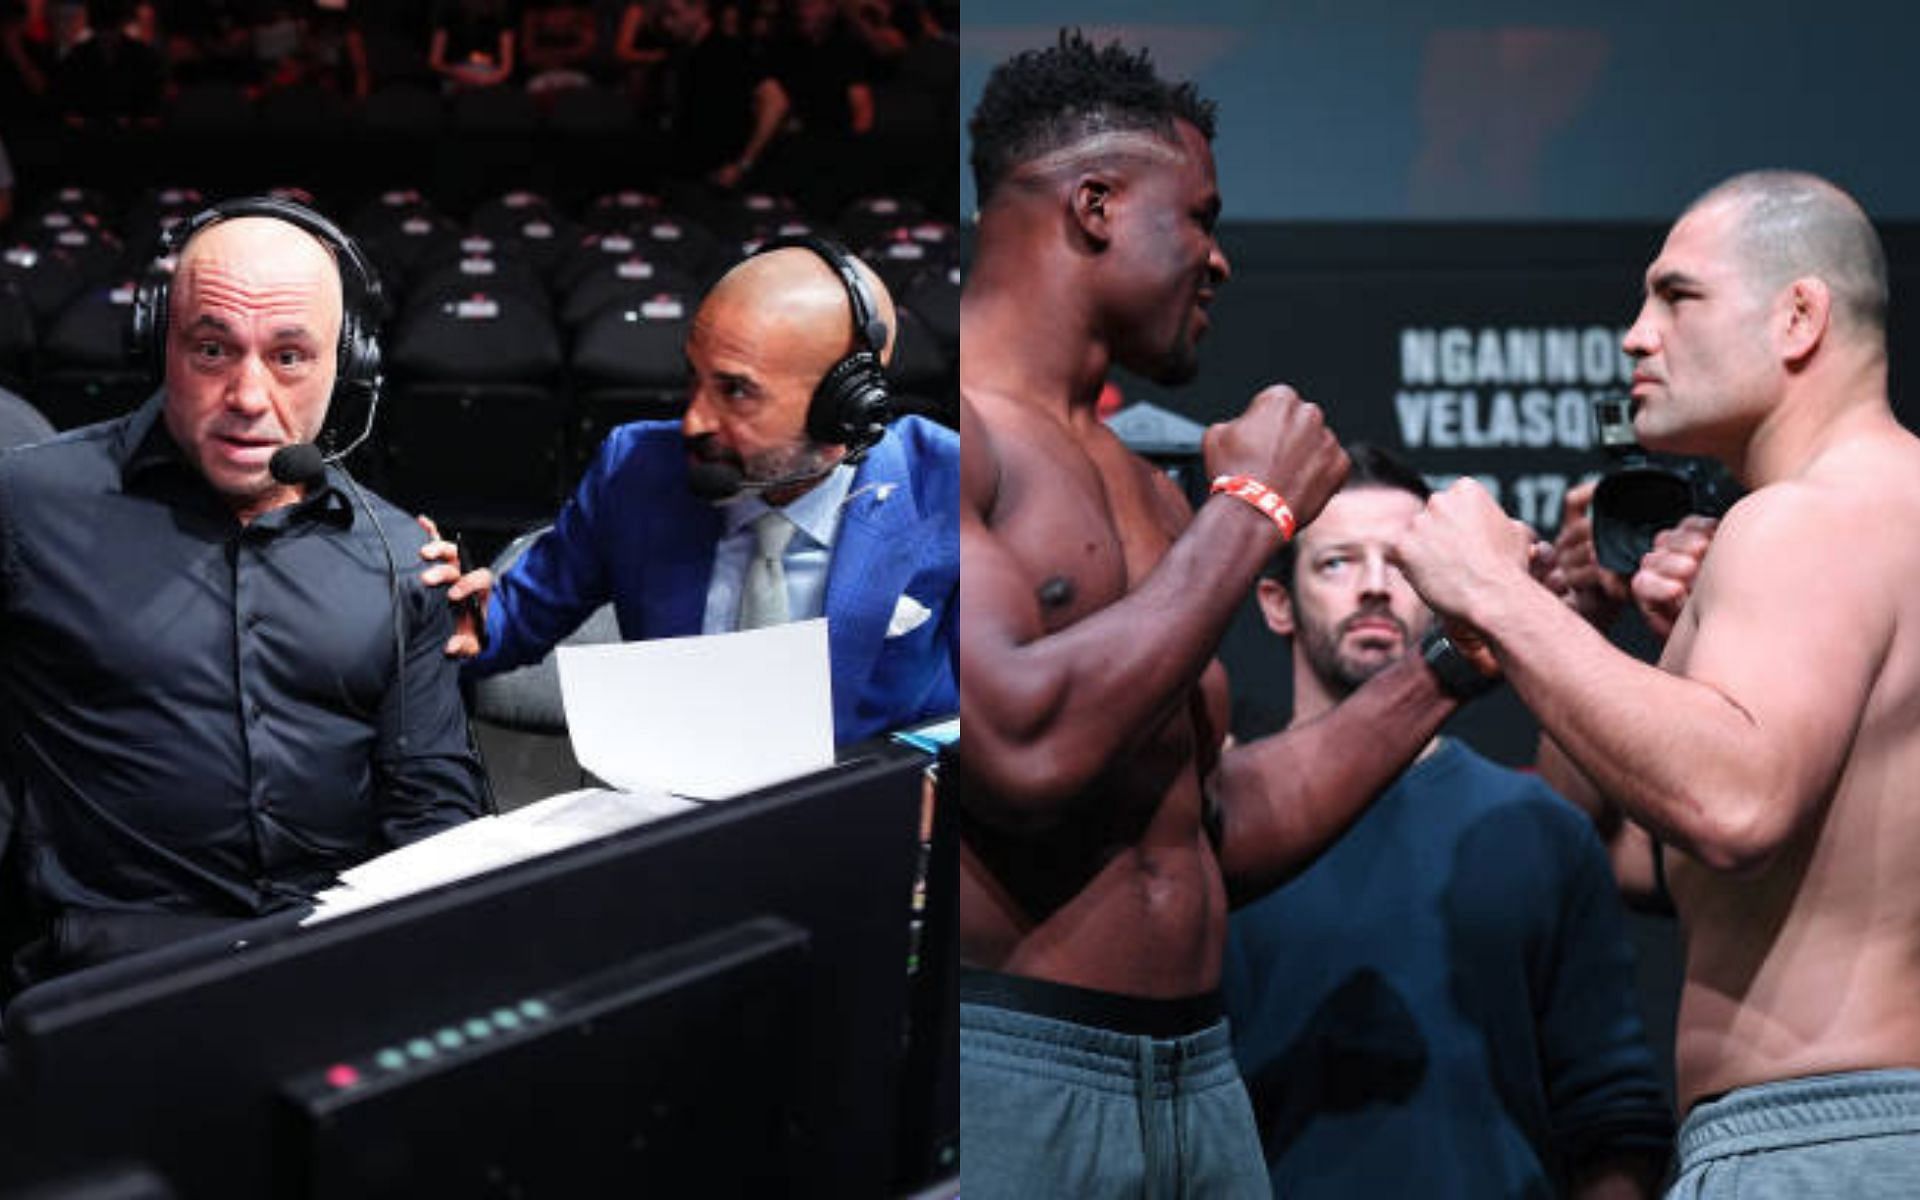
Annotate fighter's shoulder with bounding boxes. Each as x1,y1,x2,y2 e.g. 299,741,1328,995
959,389,1020,510
959,387,1013,451
1725,448,1903,539
1700,454,1914,603
1710,474,1844,553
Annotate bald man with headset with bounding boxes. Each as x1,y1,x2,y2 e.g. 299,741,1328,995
423,237,958,746
0,197,485,986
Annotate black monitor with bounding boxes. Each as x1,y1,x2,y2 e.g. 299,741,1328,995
0,748,929,1198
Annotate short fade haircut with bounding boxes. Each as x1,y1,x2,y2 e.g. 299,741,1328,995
969,29,1218,207
1264,443,1432,588
1689,170,1889,341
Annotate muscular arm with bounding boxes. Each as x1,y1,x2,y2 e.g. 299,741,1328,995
1213,656,1456,903
1540,734,1662,907
1535,488,1711,904
1454,484,1885,873
958,405,1286,829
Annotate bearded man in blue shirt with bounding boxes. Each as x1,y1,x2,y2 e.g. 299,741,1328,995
1223,444,1672,1198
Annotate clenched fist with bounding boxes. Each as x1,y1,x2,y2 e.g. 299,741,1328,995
1202,384,1349,529
1392,478,1537,625
1633,515,1718,640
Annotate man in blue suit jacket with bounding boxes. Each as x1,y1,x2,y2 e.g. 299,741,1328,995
427,241,957,745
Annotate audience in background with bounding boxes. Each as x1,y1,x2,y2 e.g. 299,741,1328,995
0,132,13,227
427,0,514,93
50,0,167,127
3,0,945,213
653,0,787,190
302,0,371,99
763,0,873,211
159,0,253,87
1,0,56,113
610,0,666,106
521,0,597,98
842,0,903,62
248,0,302,86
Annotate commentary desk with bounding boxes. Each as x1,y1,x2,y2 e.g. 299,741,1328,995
0,744,939,1198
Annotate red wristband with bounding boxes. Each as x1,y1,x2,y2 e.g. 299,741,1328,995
1210,474,1297,541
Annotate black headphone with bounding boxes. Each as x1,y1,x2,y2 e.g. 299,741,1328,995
129,195,386,451
753,234,892,460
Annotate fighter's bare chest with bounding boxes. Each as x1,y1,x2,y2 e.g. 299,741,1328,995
993,440,1176,632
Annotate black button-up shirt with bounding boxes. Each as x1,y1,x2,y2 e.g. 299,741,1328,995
0,395,483,977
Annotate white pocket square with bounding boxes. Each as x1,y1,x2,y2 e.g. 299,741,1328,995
887,595,932,638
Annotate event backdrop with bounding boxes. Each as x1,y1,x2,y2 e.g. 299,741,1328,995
961,5,1920,222
1099,222,1920,760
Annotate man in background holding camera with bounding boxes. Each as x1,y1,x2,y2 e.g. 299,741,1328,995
1395,170,1920,1194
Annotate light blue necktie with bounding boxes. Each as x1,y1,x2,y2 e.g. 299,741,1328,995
737,510,795,630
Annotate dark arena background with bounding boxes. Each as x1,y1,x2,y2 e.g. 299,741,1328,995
1,0,959,561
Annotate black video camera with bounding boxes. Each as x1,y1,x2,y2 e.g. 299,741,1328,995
1589,393,1743,576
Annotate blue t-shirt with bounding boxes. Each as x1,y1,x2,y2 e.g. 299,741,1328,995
1223,738,1672,1197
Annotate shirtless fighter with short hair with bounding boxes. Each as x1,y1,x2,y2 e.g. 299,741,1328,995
1396,170,1920,1197
957,33,1499,1197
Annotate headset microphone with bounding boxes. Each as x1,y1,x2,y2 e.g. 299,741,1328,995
131,194,497,819
266,387,384,489
682,236,891,505
269,443,328,488
685,456,842,503
687,458,746,502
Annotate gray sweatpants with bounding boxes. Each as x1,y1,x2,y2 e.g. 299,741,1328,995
959,969,1268,1200
1667,1068,1920,1198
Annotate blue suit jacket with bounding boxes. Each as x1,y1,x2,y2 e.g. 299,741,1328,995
470,416,958,745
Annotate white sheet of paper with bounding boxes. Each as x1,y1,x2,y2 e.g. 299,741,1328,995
302,787,701,926
557,619,835,800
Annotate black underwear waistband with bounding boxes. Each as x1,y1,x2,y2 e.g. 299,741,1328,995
959,966,1222,1039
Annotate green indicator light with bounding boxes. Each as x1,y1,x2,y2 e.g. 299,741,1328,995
435,1027,465,1050
376,1049,407,1071
406,1038,436,1060
520,999,552,1021
492,1008,522,1029
464,1018,492,1039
